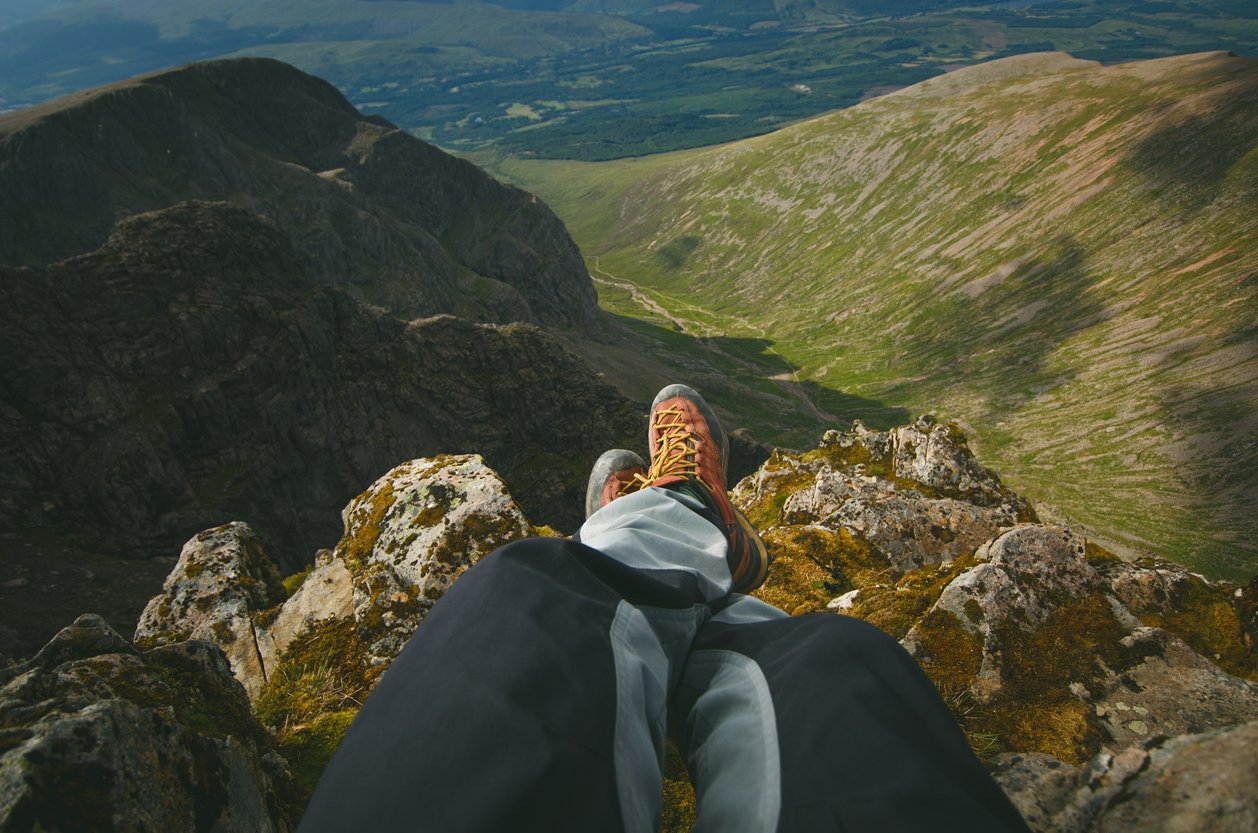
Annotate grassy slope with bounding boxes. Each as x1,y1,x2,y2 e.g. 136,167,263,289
495,51,1258,581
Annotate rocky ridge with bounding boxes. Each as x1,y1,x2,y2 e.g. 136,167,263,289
0,57,597,332
4,417,1255,831
0,614,298,832
0,200,641,584
0,57,652,659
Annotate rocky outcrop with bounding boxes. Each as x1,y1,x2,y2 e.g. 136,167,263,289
0,615,296,832
736,420,1258,832
5,427,1255,833
131,454,538,799
0,201,641,576
136,454,534,695
0,57,597,332
899,524,1258,763
994,720,1258,833
135,523,287,700
735,417,1034,614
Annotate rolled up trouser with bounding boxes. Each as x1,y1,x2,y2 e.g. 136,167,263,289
297,487,1030,833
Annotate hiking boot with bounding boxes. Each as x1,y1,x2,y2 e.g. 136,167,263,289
584,449,647,519
632,384,771,593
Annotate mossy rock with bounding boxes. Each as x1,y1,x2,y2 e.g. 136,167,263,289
752,525,879,615
850,552,979,641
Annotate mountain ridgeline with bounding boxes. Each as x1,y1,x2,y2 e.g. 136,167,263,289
0,59,639,592
0,57,597,330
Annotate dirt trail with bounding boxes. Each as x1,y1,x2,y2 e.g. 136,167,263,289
590,259,839,424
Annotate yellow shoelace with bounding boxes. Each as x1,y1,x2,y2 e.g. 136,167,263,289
625,405,714,495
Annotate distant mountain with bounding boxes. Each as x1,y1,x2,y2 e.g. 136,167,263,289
502,51,1258,581
0,57,598,331
2,0,1253,159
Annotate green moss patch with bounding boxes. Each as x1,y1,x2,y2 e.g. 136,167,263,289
753,525,875,615
1126,570,1257,683
1084,540,1121,564
339,482,397,572
974,593,1140,764
755,550,842,616
282,568,312,599
660,741,696,833
281,710,358,799
850,553,978,640
912,609,983,693
255,617,379,798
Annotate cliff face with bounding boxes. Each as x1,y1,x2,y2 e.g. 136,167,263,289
0,201,639,575
0,57,598,331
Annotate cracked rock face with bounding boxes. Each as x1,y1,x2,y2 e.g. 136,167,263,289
993,719,1258,833
135,522,286,700
0,615,296,833
901,524,1258,764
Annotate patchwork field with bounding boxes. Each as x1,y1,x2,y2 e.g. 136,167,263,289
3,1,1256,158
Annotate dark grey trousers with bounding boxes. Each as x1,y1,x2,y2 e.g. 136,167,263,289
297,498,1031,832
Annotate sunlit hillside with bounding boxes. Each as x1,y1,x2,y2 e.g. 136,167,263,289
495,51,1258,580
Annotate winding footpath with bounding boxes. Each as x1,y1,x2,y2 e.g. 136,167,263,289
589,258,839,425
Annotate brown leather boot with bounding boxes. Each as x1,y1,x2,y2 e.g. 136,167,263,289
584,449,647,519
633,384,771,593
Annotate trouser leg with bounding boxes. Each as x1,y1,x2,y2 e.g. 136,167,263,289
298,487,727,833
673,604,1032,833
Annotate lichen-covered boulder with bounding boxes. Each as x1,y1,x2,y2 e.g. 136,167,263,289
248,453,534,795
333,453,533,664
127,455,537,798
888,417,1016,507
993,719,1258,833
735,418,1033,577
135,522,286,700
0,614,297,832
1092,553,1258,682
1090,626,1258,749
900,525,1258,763
902,525,1101,701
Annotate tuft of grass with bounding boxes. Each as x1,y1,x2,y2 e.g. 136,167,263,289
282,568,312,599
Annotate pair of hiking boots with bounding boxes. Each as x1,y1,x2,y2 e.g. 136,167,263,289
584,384,771,594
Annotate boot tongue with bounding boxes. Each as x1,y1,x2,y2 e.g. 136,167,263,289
665,480,709,504
660,480,725,532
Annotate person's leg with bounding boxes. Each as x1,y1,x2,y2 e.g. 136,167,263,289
672,599,1032,833
297,485,727,833
299,381,766,833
